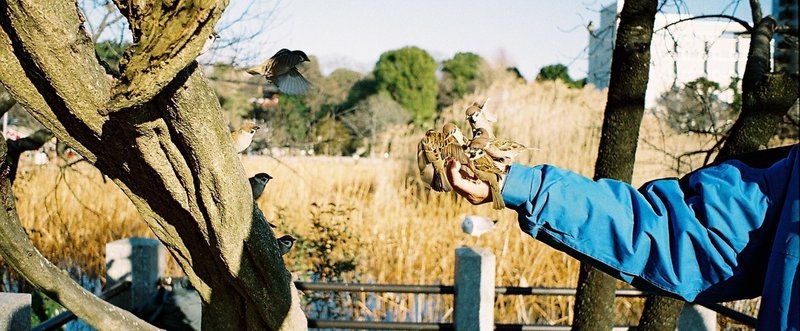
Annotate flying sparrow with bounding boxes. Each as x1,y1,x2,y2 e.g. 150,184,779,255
465,145,506,210
231,122,260,154
277,235,296,255
248,172,273,200
469,136,533,167
461,215,498,237
465,99,497,138
246,49,312,95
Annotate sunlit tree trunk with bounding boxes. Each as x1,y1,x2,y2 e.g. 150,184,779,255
0,0,306,329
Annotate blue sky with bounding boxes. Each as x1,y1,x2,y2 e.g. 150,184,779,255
211,0,770,79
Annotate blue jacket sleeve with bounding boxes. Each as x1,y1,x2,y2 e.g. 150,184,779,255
501,146,797,302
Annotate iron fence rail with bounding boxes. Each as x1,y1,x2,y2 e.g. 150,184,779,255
295,281,757,329
308,320,636,330
32,281,131,331
294,281,647,297
32,280,757,330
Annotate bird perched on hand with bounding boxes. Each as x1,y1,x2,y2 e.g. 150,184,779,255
277,235,296,255
471,127,490,140
465,144,507,210
441,123,474,178
465,99,496,138
468,136,534,167
248,173,273,200
231,122,260,154
418,129,451,192
246,49,312,95
461,215,498,237
418,123,471,192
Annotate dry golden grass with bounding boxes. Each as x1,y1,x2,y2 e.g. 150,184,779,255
5,75,786,326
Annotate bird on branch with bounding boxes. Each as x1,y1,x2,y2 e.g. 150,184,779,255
231,122,260,154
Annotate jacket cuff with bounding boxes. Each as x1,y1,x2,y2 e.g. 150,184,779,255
502,163,538,210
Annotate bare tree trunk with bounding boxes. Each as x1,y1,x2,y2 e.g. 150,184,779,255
573,0,658,329
0,0,306,329
637,294,683,330
719,16,800,158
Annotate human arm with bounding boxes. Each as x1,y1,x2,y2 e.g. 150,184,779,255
450,146,797,302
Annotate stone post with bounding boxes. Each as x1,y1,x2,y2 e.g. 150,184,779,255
454,247,495,331
0,292,30,330
105,237,166,311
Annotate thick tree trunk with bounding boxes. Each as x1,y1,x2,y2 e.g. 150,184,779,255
637,294,683,330
574,0,659,330
0,0,306,330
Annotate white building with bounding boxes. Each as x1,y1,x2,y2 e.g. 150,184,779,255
773,0,799,73
587,1,752,107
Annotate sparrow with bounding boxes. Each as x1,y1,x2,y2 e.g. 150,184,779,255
248,172,273,200
418,123,470,192
465,145,506,210
277,235,296,255
246,49,312,95
471,127,490,140
461,215,498,237
441,123,474,177
417,129,451,192
200,31,219,55
231,122,260,154
469,136,534,167
465,99,497,138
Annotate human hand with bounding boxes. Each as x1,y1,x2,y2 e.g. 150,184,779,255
446,159,498,205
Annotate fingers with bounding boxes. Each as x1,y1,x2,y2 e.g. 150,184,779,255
446,158,463,185
446,159,491,205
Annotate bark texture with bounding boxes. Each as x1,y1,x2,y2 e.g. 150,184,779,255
719,16,800,158
574,0,658,330
0,0,306,330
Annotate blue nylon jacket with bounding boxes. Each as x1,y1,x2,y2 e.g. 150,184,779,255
501,144,798,330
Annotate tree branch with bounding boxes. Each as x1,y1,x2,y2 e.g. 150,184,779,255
105,0,230,111
749,0,762,25
5,129,54,183
658,14,753,33
719,16,800,158
0,141,159,331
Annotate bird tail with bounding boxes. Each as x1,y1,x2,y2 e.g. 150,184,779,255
489,179,505,210
431,162,453,192
245,67,261,75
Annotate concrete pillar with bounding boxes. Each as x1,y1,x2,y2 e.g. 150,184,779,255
454,247,495,331
0,292,30,330
677,303,717,331
105,237,166,311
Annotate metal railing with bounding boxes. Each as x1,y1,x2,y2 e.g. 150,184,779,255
28,280,757,330
33,281,131,331
295,281,757,330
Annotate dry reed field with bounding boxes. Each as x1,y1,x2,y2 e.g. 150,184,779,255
5,76,785,327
